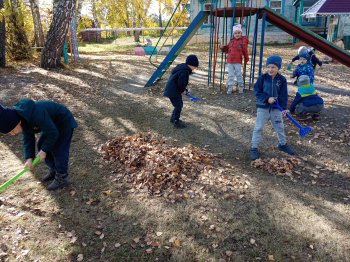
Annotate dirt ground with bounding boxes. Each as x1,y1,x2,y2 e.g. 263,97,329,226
0,44,350,262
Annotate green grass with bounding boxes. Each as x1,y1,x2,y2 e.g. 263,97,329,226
78,42,135,53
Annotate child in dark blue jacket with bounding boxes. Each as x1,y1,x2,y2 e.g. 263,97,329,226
290,75,324,120
291,51,315,84
164,54,199,128
250,55,294,160
0,98,78,190
291,47,322,70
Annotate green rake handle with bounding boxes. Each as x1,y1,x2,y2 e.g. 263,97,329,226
0,156,41,192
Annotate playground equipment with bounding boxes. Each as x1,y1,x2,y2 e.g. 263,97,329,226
144,1,350,89
0,156,41,192
63,16,80,64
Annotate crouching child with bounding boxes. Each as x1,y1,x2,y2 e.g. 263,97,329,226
290,75,324,120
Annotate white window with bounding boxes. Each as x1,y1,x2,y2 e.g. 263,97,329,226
270,0,282,14
302,7,316,23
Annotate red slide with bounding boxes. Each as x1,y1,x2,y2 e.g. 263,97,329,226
262,7,350,67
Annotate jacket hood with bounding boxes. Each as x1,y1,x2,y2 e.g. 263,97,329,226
14,98,36,122
171,63,192,75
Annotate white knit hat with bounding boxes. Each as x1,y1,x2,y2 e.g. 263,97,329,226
232,24,242,33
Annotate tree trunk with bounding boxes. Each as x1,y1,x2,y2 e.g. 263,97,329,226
29,0,45,47
91,0,100,42
0,0,5,67
40,0,76,68
75,0,83,21
7,0,31,60
158,1,163,36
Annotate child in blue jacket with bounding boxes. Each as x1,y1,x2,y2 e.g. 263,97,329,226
0,98,77,190
291,51,315,84
250,55,295,160
291,47,322,70
164,54,199,128
290,75,324,120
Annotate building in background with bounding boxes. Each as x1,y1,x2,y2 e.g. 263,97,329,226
187,0,349,46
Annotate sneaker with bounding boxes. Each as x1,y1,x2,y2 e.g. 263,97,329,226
250,148,260,160
297,113,310,121
238,86,244,94
227,85,233,94
48,173,70,190
312,113,320,121
278,144,295,155
42,170,56,182
174,120,187,129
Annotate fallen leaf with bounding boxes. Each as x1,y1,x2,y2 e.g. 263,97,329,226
77,254,83,261
174,239,180,247
133,237,140,243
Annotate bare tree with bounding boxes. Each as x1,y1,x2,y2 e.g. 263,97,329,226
40,0,76,68
0,0,5,67
29,0,45,47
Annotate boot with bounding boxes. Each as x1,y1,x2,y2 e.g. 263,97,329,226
42,170,56,182
227,85,233,94
174,120,187,129
250,148,260,161
48,173,70,191
278,144,295,155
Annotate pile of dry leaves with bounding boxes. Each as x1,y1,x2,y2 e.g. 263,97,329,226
251,157,301,176
99,133,247,202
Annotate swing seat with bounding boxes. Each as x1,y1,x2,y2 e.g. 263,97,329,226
134,47,146,56
158,46,172,55
143,46,158,55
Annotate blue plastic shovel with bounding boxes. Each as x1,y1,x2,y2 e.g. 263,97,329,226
185,90,200,102
274,101,312,137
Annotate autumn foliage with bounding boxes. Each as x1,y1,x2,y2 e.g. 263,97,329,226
99,133,246,202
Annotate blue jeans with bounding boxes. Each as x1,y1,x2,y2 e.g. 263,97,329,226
296,103,323,114
169,96,183,122
227,63,243,87
251,108,286,148
37,129,74,174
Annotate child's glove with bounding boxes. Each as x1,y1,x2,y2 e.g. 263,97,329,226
282,109,290,117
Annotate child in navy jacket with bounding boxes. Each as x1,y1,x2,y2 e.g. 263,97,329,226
164,54,199,128
0,98,77,190
291,47,322,70
291,51,315,84
250,55,295,160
